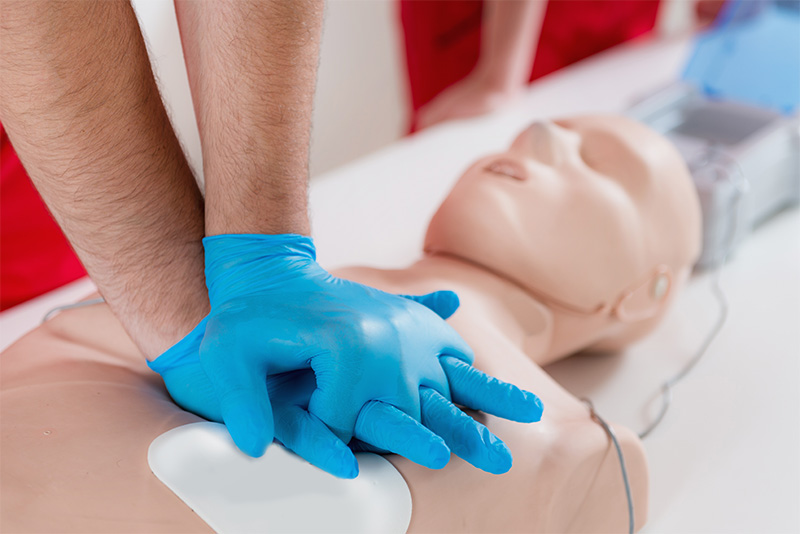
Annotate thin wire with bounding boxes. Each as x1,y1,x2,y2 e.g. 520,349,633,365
637,270,729,439
42,297,105,324
580,147,747,531
582,398,635,534
638,148,746,440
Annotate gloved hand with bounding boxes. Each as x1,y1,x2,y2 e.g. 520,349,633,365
149,234,544,477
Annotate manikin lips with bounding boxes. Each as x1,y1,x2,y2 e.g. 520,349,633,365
484,159,527,181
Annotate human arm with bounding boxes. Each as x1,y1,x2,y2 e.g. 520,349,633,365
173,0,321,235
0,0,208,357
158,1,542,472
417,0,546,130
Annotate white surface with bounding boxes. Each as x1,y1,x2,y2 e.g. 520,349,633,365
2,33,798,532
148,422,412,534
310,0,407,176
0,277,97,353
547,209,800,533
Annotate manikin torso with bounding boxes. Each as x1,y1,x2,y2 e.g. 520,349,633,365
336,257,648,532
0,115,700,533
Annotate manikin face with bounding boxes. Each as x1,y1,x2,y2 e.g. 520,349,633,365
425,115,701,312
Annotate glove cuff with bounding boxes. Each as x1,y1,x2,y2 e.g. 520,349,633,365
202,233,320,306
147,316,208,373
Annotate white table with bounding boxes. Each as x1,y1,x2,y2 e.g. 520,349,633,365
3,34,798,532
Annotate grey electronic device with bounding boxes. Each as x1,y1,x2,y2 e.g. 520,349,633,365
628,83,800,268
627,0,800,268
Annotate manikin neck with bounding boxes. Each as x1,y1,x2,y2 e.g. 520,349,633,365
408,252,618,365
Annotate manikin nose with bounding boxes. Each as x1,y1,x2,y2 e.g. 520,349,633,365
511,121,575,166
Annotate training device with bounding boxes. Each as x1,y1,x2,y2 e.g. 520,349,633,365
628,0,800,267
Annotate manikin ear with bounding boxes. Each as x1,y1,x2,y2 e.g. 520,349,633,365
612,266,673,323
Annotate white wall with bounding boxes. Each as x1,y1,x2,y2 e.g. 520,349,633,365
131,0,405,183
311,0,406,176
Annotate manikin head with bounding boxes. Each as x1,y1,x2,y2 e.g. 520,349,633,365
425,115,702,349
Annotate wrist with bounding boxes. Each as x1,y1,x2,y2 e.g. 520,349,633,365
133,290,209,361
205,198,311,237
148,316,208,369
203,233,320,306
105,237,210,360
471,59,528,96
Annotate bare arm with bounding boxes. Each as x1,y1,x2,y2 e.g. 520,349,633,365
174,0,324,236
476,0,546,93
417,0,546,130
0,0,209,358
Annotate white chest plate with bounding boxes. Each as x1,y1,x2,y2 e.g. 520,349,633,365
148,422,412,533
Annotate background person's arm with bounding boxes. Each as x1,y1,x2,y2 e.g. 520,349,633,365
416,0,546,130
174,0,323,236
0,0,209,358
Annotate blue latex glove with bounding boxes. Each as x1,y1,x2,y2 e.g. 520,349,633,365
149,234,543,477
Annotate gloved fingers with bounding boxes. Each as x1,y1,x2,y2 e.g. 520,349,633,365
441,356,544,423
400,290,460,320
201,336,274,458
355,400,451,470
307,358,358,444
349,438,386,455
404,292,474,366
160,361,224,422
420,387,512,475
273,403,359,479
438,323,476,365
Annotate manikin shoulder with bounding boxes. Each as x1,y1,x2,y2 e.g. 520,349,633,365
332,265,553,364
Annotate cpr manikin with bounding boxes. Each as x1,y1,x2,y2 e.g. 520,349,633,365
0,115,701,533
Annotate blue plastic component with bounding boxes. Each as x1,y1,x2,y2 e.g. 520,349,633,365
682,0,800,114
149,233,543,477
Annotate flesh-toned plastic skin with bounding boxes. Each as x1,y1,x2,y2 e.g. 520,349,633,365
0,115,700,533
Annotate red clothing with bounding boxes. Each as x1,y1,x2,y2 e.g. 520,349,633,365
400,0,660,131
1,124,86,310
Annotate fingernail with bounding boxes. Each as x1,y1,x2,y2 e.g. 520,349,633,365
482,428,512,474
489,443,513,474
240,432,268,458
527,393,544,422
343,459,359,479
224,407,269,458
428,439,451,469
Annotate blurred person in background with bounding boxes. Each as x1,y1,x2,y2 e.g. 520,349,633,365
0,0,724,309
400,0,724,132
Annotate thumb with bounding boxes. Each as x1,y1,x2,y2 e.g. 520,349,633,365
200,333,274,458
400,290,460,320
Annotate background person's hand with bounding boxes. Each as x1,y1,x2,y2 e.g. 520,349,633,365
416,71,521,131
149,233,543,477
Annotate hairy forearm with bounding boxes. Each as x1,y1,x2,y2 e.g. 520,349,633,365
477,0,546,91
175,0,324,236
0,0,209,357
